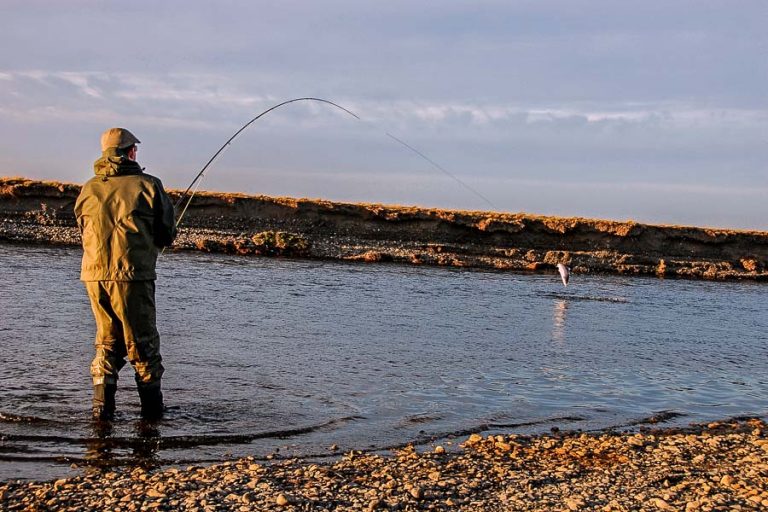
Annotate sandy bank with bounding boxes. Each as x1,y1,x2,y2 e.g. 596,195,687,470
1,177,767,280
1,419,766,511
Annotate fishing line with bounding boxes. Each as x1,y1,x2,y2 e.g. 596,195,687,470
172,97,496,231
384,132,496,210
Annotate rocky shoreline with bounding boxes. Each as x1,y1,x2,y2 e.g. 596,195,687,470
1,177,767,281
1,419,767,511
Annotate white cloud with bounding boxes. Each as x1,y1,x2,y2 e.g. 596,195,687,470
2,69,765,133
55,72,104,98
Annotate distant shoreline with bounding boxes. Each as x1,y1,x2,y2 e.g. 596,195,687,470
1,176,767,281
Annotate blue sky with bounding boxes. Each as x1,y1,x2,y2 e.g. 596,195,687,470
1,1,765,229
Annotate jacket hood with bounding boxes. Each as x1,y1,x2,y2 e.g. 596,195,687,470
93,147,143,177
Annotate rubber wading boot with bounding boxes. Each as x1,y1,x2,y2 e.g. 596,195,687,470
92,384,117,421
138,386,164,420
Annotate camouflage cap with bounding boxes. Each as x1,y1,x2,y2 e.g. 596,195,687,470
100,127,140,151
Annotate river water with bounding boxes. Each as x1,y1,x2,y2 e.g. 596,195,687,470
1,243,766,480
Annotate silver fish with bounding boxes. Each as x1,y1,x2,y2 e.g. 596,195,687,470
557,263,570,287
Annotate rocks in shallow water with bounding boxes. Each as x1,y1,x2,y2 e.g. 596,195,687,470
193,230,311,257
464,433,484,446
1,419,767,511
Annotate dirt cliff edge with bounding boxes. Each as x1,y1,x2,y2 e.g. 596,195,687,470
1,177,766,281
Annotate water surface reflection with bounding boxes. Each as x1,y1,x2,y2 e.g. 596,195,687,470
1,244,766,480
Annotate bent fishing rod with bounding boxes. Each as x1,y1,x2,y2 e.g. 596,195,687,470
172,97,496,231
172,97,359,228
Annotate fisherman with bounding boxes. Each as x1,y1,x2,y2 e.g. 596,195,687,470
75,128,177,421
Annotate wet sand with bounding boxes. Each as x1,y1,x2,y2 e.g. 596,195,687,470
2,419,767,511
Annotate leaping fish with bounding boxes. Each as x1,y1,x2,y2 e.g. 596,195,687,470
557,263,570,287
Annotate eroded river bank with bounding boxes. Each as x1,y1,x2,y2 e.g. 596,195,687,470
1,177,767,280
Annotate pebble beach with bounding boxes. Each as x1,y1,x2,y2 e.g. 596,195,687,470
2,419,767,511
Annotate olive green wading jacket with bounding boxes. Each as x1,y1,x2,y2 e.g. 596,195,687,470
75,148,177,281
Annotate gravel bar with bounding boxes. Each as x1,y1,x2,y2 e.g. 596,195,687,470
2,419,767,511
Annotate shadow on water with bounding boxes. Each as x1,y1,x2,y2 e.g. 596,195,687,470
84,420,162,470
1,409,688,471
1,415,367,468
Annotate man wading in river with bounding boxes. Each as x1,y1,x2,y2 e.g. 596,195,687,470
75,128,177,421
